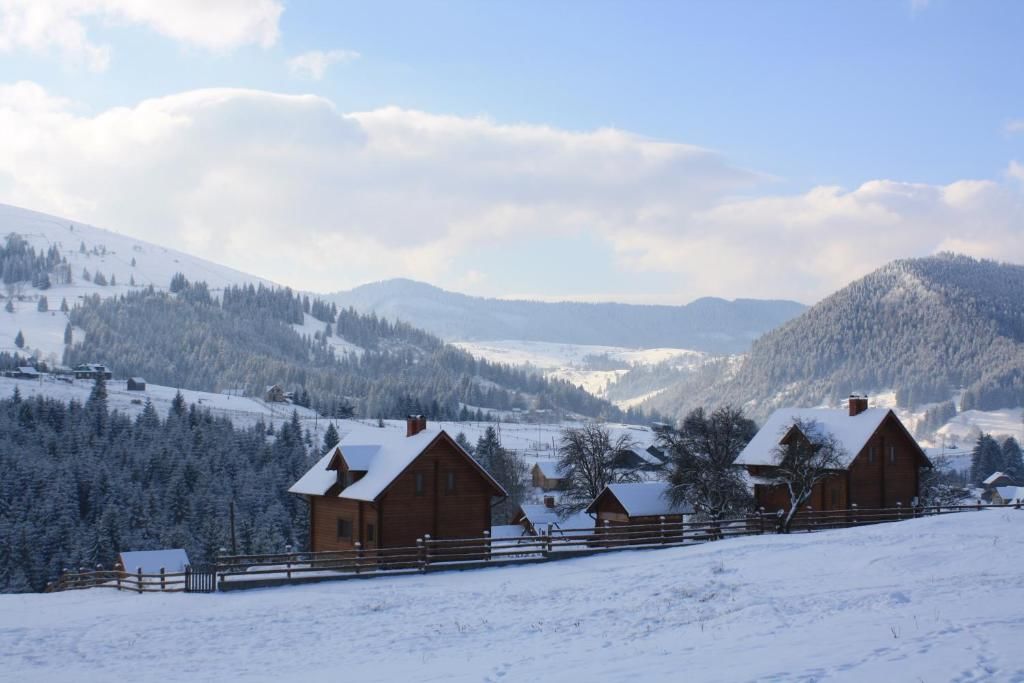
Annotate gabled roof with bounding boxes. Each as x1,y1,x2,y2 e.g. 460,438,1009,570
983,471,1012,486
586,481,693,517
119,549,190,573
995,486,1024,502
290,428,506,502
533,461,565,479
734,407,912,469
130,377,146,383
517,504,593,536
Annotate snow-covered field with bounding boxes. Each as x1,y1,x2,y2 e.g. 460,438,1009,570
2,511,1022,682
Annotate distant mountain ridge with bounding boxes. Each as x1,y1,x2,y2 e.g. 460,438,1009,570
645,253,1024,418
328,278,806,354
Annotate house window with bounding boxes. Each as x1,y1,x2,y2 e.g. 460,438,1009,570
445,470,456,495
336,518,352,540
414,472,425,496
366,524,376,542
868,446,876,464
888,446,896,464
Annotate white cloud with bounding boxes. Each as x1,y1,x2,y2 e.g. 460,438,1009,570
1009,160,1024,183
0,0,282,70
0,81,1022,303
287,49,360,80
1007,120,1024,134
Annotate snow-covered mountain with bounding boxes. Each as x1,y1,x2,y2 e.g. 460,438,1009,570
0,203,271,364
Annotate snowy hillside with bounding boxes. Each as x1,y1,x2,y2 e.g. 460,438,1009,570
2,511,1021,682
0,203,271,363
454,339,705,406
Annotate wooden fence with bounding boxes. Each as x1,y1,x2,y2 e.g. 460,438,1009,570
47,501,1022,594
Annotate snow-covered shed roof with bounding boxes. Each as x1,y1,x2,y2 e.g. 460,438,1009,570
983,471,1012,486
289,428,506,503
533,461,566,479
130,377,146,383
119,549,190,574
586,482,693,517
17,366,39,375
734,407,894,469
995,486,1024,502
518,504,593,535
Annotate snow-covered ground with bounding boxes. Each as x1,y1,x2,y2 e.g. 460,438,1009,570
2,511,1022,682
453,339,705,403
0,203,271,363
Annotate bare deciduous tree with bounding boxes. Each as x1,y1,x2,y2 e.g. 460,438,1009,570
769,418,846,532
657,406,756,521
557,424,638,512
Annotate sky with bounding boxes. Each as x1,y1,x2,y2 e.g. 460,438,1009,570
0,0,1023,305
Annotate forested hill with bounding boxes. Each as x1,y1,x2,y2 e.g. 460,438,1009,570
647,254,1024,417
329,278,806,353
65,278,631,421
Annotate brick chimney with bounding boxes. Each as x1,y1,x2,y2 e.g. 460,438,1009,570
544,495,556,509
406,415,427,437
848,395,868,417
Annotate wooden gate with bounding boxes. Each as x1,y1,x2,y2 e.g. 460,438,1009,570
184,565,217,593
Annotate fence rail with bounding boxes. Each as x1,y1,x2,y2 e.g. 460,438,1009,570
47,501,1022,594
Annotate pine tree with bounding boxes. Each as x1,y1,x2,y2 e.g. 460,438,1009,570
130,257,136,267
970,434,1004,484
322,423,340,453
60,298,69,313
129,275,135,287
109,274,116,286
1001,437,1024,481
82,268,91,282
14,330,24,348
93,272,107,286
63,323,72,345
36,296,48,312
4,299,13,313
170,391,187,418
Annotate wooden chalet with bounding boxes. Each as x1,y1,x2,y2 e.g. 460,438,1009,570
127,377,147,391
289,417,507,552
992,486,1024,506
531,461,566,491
73,363,111,380
983,471,1016,489
585,481,692,527
734,396,932,513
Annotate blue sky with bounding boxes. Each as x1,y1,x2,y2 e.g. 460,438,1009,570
1,1,1023,303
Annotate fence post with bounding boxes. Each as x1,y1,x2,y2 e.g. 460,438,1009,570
758,507,765,534
79,566,87,589
603,519,612,548
95,564,103,588
136,567,143,594
354,542,363,574
184,565,190,593
483,530,491,561
416,538,425,572
160,567,166,591
851,503,858,526
115,562,122,591
896,501,902,521
285,544,293,580
976,499,982,511
658,515,666,545
545,523,554,554
805,505,813,533
424,534,432,569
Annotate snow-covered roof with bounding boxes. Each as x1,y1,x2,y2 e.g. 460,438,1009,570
995,486,1023,502
17,366,39,375
733,407,893,469
587,482,693,517
289,428,506,502
518,504,593,535
119,549,190,574
130,377,146,383
533,461,565,479
983,471,1011,486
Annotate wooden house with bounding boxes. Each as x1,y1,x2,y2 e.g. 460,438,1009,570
265,384,287,403
585,481,692,527
127,377,147,391
734,396,932,513
992,486,1023,506
73,363,112,380
289,417,507,553
983,471,1016,489
531,461,566,491
512,498,593,538
13,366,40,380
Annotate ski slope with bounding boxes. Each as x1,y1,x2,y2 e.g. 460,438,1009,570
1,511,1021,682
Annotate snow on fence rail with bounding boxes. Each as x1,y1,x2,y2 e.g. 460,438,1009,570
47,502,1023,594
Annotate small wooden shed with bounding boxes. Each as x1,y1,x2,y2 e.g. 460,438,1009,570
127,377,147,391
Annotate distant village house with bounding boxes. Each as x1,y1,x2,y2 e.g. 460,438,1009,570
127,377,147,391
73,363,112,380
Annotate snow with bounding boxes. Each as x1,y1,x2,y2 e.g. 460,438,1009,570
119,550,191,575
734,407,893,468
984,471,1010,486
936,407,1024,446
2,511,1023,681
290,312,364,357
517,504,594,535
0,203,275,363
590,482,693,517
533,461,564,479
